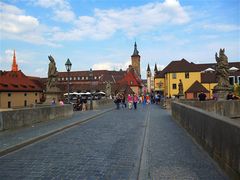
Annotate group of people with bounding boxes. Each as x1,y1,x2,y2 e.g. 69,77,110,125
114,93,160,110
73,97,88,111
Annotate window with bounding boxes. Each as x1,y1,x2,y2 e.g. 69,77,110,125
24,93,27,96
35,99,37,103
130,81,133,85
94,76,97,80
70,77,72,80
86,77,88,80
82,77,84,80
172,84,177,89
24,100,27,107
8,101,11,108
172,73,177,79
74,77,76,80
62,77,64,81
35,93,38,96
58,78,61,81
8,93,11,97
78,77,80,80
185,72,189,79
229,76,235,85
238,76,240,85
66,77,68,80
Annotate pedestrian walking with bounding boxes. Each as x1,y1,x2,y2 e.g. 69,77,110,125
142,94,146,108
121,94,126,108
114,94,121,109
133,94,138,110
127,94,133,109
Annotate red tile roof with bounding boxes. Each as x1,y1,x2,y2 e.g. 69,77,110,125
117,67,143,87
0,71,42,92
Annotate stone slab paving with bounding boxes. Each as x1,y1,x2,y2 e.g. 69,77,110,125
0,103,114,153
141,105,228,180
0,104,228,179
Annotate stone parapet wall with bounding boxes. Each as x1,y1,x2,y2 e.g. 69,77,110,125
0,105,73,131
88,99,114,109
171,101,240,179
180,100,240,118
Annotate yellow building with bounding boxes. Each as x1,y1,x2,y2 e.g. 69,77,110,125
154,59,240,99
0,51,42,109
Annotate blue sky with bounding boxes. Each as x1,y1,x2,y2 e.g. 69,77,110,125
0,0,239,78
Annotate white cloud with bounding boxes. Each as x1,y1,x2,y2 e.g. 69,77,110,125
34,0,75,22
0,2,60,46
93,60,131,71
0,2,39,34
52,0,190,41
203,23,240,32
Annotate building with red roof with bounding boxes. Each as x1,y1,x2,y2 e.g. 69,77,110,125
0,51,43,108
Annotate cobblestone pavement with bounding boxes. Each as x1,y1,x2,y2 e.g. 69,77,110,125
0,104,228,179
0,103,114,153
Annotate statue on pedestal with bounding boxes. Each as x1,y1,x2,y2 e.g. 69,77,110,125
215,48,230,89
214,48,231,100
45,55,61,104
47,55,58,91
178,79,184,98
105,82,112,98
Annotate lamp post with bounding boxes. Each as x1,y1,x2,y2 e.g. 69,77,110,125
65,58,72,104
89,68,93,110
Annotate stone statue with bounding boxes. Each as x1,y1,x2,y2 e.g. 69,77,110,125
105,82,111,98
215,48,230,89
47,55,58,90
178,79,184,96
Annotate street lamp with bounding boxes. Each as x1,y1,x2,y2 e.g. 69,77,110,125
65,58,72,104
89,68,93,110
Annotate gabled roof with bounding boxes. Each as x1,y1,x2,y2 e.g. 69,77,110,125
163,59,200,73
185,80,209,93
117,67,143,87
0,71,42,92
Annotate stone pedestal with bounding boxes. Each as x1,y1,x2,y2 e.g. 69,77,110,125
178,93,185,99
44,87,62,105
214,87,231,101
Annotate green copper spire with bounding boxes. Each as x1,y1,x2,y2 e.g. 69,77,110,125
132,41,139,56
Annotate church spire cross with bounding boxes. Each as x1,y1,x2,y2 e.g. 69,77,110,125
11,50,19,72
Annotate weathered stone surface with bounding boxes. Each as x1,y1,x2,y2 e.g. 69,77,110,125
172,101,240,179
0,105,73,131
180,100,240,118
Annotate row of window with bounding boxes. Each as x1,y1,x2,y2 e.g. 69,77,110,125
7,99,38,108
8,93,38,97
171,76,240,90
58,76,101,81
172,72,189,79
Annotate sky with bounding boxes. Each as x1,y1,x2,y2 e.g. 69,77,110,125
0,0,239,79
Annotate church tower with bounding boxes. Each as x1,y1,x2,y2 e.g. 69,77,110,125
11,50,18,72
154,63,158,76
131,42,141,78
147,63,151,93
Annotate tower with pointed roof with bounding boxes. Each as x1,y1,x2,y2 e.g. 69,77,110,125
147,63,152,93
131,42,141,78
11,50,18,72
154,63,158,76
